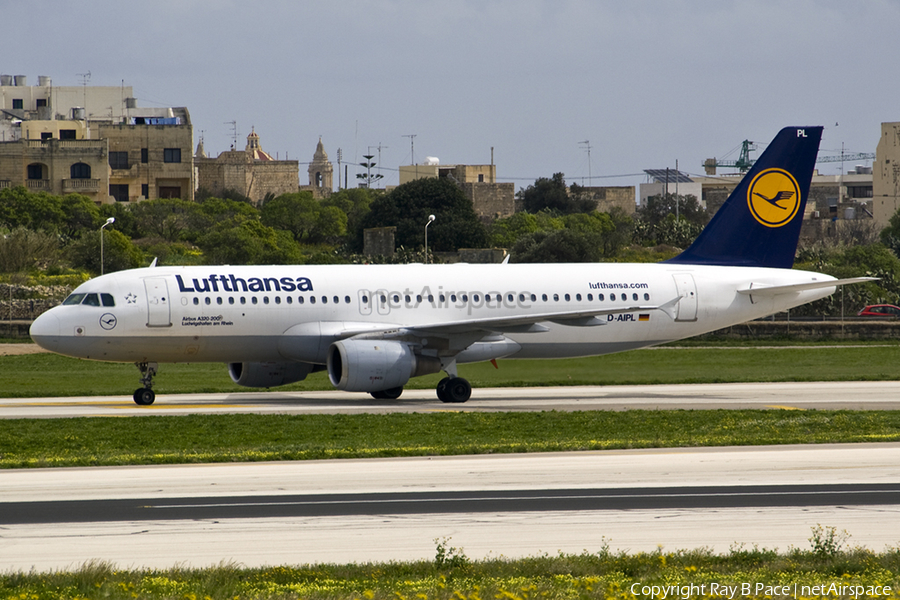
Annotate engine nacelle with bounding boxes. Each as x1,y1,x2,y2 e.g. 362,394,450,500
327,339,441,392
228,361,316,388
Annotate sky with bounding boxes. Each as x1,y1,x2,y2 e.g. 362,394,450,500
3,0,898,190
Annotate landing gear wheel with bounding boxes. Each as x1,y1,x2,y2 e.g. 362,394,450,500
371,386,403,400
438,377,471,403
133,388,155,405
133,362,158,406
436,377,451,402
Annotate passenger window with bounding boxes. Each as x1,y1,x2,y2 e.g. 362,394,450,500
263,297,270,305
575,294,582,301
587,294,593,301
82,293,101,306
553,294,559,302
310,296,316,304
101,293,115,307
345,296,351,304
275,296,281,304
633,293,638,301
229,297,235,305
216,297,223,305
286,296,292,304
63,294,86,305
362,295,369,304
644,293,650,301
241,297,247,304
598,294,605,301
542,294,548,302
205,297,211,305
252,297,258,305
298,296,304,304
193,297,200,305
564,294,570,302
322,296,328,304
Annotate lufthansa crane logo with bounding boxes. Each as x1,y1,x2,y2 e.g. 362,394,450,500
747,168,801,228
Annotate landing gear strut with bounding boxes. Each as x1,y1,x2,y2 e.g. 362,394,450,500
133,362,158,406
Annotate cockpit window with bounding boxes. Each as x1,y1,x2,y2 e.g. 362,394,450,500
82,293,101,306
62,293,86,305
101,293,115,307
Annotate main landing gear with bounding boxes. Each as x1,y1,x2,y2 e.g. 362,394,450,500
133,362,157,406
436,377,472,403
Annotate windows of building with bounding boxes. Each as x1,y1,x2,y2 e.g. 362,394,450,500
26,163,44,180
159,186,181,199
12,99,23,109
141,148,148,163
70,162,91,179
109,184,129,202
109,151,129,170
163,148,181,163
59,130,76,140
36,99,47,108
141,184,149,198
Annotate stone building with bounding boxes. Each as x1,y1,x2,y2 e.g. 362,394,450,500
873,122,900,230
0,74,193,203
299,138,333,199
195,129,299,205
399,161,515,220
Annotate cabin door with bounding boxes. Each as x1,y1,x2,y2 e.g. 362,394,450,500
672,273,698,322
144,277,172,327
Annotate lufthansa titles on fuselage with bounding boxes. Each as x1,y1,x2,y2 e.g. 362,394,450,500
175,273,314,294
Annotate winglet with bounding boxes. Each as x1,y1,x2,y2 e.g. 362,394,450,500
667,126,823,269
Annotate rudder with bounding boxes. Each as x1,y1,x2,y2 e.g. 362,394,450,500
667,126,823,268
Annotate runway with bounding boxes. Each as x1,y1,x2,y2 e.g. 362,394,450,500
4,380,900,418
2,444,900,571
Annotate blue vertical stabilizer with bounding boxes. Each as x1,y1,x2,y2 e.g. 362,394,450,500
667,126,823,268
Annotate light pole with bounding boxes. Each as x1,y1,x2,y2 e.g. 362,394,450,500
425,214,435,264
100,217,115,275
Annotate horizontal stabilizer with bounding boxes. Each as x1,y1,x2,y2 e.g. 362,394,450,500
737,277,877,297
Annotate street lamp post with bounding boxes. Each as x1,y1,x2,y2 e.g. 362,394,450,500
425,214,435,264
100,217,115,275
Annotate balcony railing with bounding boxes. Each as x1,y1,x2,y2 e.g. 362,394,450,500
26,179,51,190
0,180,12,189
62,178,100,193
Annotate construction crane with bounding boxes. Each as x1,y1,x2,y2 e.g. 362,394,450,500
704,140,875,175
703,140,757,175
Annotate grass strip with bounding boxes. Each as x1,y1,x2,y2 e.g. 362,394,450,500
3,410,900,468
2,535,900,599
2,343,900,398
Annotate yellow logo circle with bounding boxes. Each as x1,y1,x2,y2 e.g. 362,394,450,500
747,168,801,228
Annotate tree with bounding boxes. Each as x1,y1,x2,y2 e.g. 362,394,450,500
59,193,101,239
0,186,65,232
196,220,303,265
510,228,605,263
517,173,597,214
358,178,488,252
67,229,144,274
322,187,375,236
132,198,201,242
0,227,59,272
260,192,347,244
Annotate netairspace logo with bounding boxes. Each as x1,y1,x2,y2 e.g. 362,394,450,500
629,581,892,599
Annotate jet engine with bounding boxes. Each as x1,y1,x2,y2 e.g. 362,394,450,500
228,361,317,388
327,339,441,392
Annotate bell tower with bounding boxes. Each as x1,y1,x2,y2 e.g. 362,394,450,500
308,137,333,190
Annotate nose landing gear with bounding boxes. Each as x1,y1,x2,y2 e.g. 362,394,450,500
133,362,158,405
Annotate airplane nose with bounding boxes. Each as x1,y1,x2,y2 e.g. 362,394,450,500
30,310,60,352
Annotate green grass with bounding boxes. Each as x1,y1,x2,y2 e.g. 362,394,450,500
3,536,900,599
3,409,900,468
2,343,900,398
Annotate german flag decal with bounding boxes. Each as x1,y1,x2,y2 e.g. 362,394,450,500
638,314,650,322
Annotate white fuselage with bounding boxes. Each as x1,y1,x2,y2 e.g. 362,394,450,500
30,262,835,365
